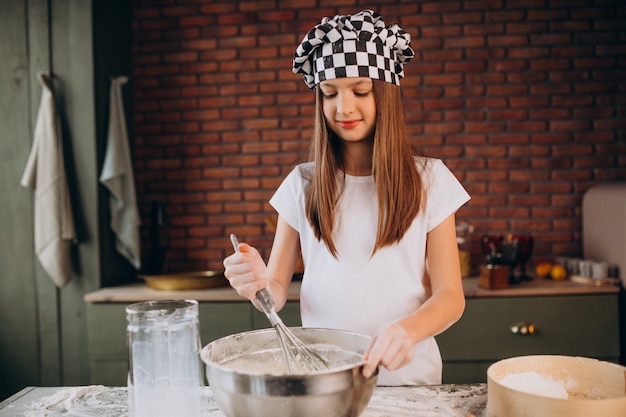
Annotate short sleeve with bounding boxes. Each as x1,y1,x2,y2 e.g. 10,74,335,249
269,164,310,233
422,159,471,232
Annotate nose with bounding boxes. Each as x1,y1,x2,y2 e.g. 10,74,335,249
336,92,354,115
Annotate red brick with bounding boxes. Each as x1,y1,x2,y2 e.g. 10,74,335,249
553,46,594,58
488,35,528,47
508,47,550,59
550,20,591,33
489,207,531,218
422,98,465,111
486,84,528,96
445,35,486,48
486,10,525,22
487,109,528,121
422,50,464,61
444,109,485,121
466,72,506,84
506,72,547,84
530,59,570,71
489,133,529,145
551,95,593,106
506,22,547,34
530,132,571,144
424,122,463,134
489,60,529,71
549,120,592,132
551,170,593,181
424,74,463,86
529,108,570,120
574,131,615,142
466,47,506,60
509,121,548,132
445,61,486,73
527,9,568,21
509,194,550,206
466,97,507,108
509,96,549,108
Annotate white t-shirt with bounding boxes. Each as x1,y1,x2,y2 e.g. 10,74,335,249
269,157,470,385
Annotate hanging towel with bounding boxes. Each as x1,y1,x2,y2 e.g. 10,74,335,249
21,71,77,288
99,76,141,269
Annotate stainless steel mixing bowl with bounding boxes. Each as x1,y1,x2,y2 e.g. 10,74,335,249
201,327,378,417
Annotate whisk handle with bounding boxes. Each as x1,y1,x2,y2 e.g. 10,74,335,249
256,287,275,310
256,288,281,326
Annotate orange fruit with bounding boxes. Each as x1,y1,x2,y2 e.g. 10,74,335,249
535,262,553,278
550,264,568,280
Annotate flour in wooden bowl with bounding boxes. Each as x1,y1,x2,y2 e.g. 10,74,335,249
499,371,569,399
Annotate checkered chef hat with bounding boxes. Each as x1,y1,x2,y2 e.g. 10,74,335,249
292,10,415,89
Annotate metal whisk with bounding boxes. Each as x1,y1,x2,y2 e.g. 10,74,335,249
229,234,329,374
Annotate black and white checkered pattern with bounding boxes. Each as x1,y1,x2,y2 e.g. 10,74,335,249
293,10,414,89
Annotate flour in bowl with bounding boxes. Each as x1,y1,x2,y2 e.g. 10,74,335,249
499,371,569,399
221,343,363,375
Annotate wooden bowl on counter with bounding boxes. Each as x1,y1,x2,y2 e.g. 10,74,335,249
140,270,229,291
487,355,626,417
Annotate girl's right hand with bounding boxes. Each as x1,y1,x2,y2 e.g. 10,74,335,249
223,242,270,301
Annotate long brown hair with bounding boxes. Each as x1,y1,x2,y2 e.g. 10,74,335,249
304,79,425,257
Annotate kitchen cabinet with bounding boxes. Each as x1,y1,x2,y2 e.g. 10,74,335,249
436,293,620,383
84,279,620,386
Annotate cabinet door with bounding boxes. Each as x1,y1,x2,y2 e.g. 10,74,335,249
86,303,128,361
438,294,619,360
436,294,620,383
85,303,129,385
198,302,254,345
86,301,255,386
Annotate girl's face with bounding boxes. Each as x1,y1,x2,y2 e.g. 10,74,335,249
319,77,377,143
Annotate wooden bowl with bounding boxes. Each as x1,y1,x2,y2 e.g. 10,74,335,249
140,270,229,291
487,355,626,417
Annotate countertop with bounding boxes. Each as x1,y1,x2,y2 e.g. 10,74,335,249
0,384,488,417
84,276,619,303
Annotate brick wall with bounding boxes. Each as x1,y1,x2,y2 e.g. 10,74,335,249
130,0,626,274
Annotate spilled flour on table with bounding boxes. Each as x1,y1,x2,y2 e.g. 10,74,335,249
22,386,128,417
499,371,569,399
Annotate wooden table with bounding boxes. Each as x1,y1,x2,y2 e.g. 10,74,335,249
1,384,488,417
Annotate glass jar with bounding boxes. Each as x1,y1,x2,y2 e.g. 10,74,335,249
126,299,203,417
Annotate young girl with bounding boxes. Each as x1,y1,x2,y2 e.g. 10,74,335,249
223,9,470,386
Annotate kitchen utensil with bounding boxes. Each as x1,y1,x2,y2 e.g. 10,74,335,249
201,327,376,417
229,234,328,373
487,355,626,417
140,270,228,291
126,299,204,417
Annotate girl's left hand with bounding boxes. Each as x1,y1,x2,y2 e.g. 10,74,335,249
362,322,414,378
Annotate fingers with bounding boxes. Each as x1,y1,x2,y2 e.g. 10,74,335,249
362,323,414,378
223,242,269,300
236,242,252,253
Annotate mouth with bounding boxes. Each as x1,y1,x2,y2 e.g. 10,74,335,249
337,120,361,129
